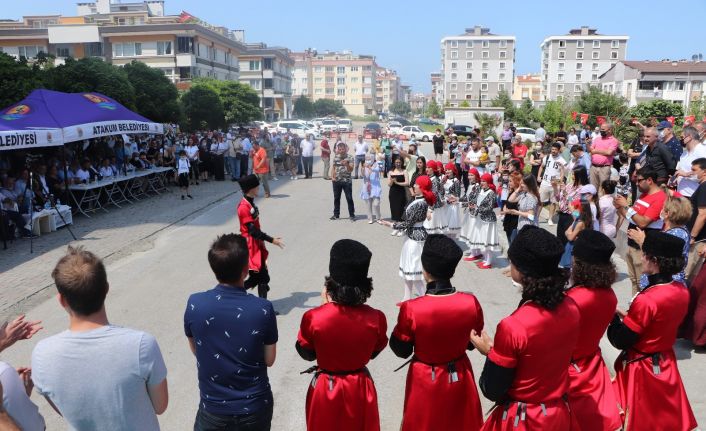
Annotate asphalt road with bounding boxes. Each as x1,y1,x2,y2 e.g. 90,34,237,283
2,154,704,430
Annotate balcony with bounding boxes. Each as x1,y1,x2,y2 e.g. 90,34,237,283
636,89,663,98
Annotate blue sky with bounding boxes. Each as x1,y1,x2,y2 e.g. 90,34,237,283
4,0,706,93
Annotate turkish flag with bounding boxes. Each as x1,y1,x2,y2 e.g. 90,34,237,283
666,116,675,125
571,111,577,121
596,116,606,125
580,113,589,125
685,115,695,124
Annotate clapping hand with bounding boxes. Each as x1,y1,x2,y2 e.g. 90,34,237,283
15,367,33,397
0,315,42,352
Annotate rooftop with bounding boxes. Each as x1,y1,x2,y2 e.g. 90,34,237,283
622,60,706,73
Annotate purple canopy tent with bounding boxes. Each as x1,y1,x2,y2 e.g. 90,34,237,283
0,89,163,151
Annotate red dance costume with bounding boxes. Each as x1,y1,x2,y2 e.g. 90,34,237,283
566,286,622,431
392,292,484,431
614,281,697,431
297,303,388,431
237,197,267,272
482,298,580,431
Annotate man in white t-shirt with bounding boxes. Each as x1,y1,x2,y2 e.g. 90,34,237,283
32,247,168,431
464,137,485,175
536,142,567,225
300,134,316,179
675,126,706,197
353,135,369,179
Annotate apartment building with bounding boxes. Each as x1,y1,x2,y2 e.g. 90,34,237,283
0,0,247,84
430,72,442,105
375,68,400,114
512,73,542,102
291,50,313,100
440,26,516,107
540,27,628,101
238,43,293,121
600,60,706,107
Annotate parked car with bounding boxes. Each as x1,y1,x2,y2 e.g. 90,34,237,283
312,118,326,127
320,119,338,134
448,125,476,137
253,121,274,131
337,118,353,132
387,121,403,135
418,118,442,126
399,126,434,142
363,123,382,139
514,127,538,143
275,121,320,139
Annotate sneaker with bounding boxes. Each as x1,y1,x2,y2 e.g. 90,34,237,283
390,230,398,236
368,219,374,224
395,230,404,236
21,232,39,239
463,255,483,262
547,219,554,225
478,263,492,269
265,193,271,198
187,195,193,199
330,215,339,220
273,177,279,181
350,216,356,222
181,195,185,200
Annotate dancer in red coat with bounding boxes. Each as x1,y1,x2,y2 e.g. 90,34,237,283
566,230,622,430
471,226,580,431
608,231,697,431
237,174,283,298
390,234,484,431
296,239,388,431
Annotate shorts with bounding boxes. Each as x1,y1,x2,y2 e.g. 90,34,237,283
178,172,189,188
433,143,443,155
539,182,556,204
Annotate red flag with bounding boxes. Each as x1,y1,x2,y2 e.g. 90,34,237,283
685,115,695,124
596,116,606,125
580,113,589,125
571,111,577,121
667,116,675,125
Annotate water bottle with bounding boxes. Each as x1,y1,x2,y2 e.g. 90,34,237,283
44,200,50,210
57,198,61,206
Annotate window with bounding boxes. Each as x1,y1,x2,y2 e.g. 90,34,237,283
558,73,564,82
325,77,334,83
592,51,600,59
482,40,489,48
558,51,566,59
611,40,619,48
249,60,260,71
249,79,261,89
450,40,458,47
337,88,345,96
451,73,457,80
263,58,273,69
558,62,565,70
263,79,273,89
557,84,564,92
576,74,582,81
314,66,323,73
466,51,473,59
451,62,457,69
362,65,372,71
500,39,507,48
592,62,599,70
56,46,71,57
350,66,359,71
325,66,334,72
466,73,472,80
576,51,584,59
499,51,506,59
574,84,582,92
593,40,601,48
499,73,506,80
577,40,584,48
611,51,618,59
157,41,172,55
450,94,457,100
450,51,458,59
481,73,488,80
351,88,358,94
481,83,488,91
351,77,359,83
482,62,489,70
314,77,322,84
337,77,345,85
112,42,141,57
466,83,473,90
498,83,506,91
450,83,457,90
576,63,583,70
325,88,334,94
466,62,472,69
336,66,345,74
591,74,598,81
481,94,488,101
559,40,566,48
466,40,473,48
482,51,489,59
84,42,103,57
499,62,506,70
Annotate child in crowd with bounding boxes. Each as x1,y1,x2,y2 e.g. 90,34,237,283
560,197,594,268
177,150,192,200
616,153,631,199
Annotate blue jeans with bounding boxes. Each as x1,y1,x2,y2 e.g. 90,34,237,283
194,404,273,431
228,155,240,180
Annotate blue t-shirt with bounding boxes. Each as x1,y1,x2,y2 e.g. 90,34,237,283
184,285,278,415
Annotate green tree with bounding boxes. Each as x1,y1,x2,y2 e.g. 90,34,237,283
123,61,180,123
459,100,470,108
425,99,442,118
490,90,516,121
629,99,685,126
573,86,628,128
180,85,224,131
313,98,347,117
0,52,45,108
43,57,136,109
389,101,412,116
192,78,262,125
688,98,705,120
535,99,573,133
513,99,536,127
293,96,315,119
473,112,502,139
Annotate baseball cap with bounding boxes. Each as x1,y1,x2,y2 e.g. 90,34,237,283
657,120,673,130
484,136,495,142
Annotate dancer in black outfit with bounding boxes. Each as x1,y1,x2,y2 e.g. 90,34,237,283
388,158,408,222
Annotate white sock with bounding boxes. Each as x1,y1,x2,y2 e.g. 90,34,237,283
413,280,425,297
403,281,414,301
471,248,481,257
484,248,493,265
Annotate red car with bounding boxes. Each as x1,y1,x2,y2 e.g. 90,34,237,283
363,123,382,139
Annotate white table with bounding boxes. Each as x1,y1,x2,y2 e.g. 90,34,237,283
28,205,73,236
